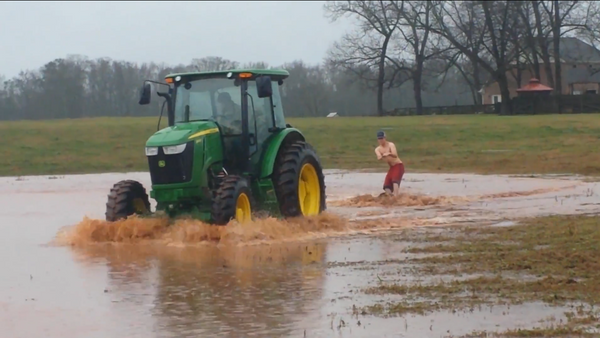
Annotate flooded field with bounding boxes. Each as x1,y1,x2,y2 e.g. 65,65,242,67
1,170,599,337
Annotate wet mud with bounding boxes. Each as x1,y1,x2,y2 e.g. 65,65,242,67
2,170,599,337
330,192,467,208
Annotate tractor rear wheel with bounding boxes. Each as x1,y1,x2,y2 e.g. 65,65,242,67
211,175,254,225
105,180,151,222
273,140,326,218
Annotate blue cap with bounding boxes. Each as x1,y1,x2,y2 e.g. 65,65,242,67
376,130,385,139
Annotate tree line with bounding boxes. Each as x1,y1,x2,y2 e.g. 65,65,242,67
0,54,475,121
1,1,599,120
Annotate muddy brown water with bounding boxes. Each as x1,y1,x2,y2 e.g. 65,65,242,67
1,170,598,337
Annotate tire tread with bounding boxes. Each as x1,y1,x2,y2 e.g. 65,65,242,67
211,175,253,225
105,180,151,222
273,140,326,218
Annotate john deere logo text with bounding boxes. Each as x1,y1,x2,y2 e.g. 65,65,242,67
158,160,166,168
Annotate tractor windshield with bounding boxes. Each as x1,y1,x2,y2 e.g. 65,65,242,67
173,78,242,135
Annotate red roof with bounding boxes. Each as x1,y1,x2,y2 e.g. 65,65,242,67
516,78,553,92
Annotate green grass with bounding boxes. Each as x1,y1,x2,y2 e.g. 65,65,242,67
2,114,600,177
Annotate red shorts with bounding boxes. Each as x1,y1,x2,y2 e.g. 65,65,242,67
383,163,405,191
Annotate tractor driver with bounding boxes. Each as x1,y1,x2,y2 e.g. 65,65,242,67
216,92,242,134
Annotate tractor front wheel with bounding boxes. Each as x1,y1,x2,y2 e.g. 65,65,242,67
211,175,254,225
105,180,151,222
273,140,326,218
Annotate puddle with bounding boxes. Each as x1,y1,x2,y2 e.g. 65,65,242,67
478,187,574,199
344,302,570,338
490,221,517,228
2,171,600,337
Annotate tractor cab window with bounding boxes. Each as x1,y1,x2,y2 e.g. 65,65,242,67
270,81,286,129
214,87,243,135
245,79,287,146
246,81,272,146
174,85,214,122
174,78,242,136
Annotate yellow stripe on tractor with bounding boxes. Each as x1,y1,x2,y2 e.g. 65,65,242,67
188,128,219,140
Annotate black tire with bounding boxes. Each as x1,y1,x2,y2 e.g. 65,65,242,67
211,175,254,225
105,180,151,222
273,140,326,218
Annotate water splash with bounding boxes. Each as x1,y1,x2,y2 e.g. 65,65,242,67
53,212,358,247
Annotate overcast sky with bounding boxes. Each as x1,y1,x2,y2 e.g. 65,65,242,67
0,1,352,79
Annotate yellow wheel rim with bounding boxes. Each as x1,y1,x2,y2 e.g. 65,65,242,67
235,193,252,223
132,198,147,214
298,163,321,216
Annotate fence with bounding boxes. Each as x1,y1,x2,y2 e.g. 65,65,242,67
511,94,600,115
382,94,600,116
383,104,497,116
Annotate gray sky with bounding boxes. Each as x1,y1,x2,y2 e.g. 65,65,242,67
0,1,352,79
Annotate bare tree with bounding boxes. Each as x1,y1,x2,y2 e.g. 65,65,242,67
281,61,331,117
324,0,403,116
529,0,557,89
577,1,600,48
518,1,598,94
242,62,269,69
434,1,489,105
191,57,239,72
505,2,537,89
541,0,596,95
447,55,489,105
389,0,453,115
423,1,522,114
513,2,542,79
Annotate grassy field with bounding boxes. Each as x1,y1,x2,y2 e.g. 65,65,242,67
361,215,600,336
1,114,599,177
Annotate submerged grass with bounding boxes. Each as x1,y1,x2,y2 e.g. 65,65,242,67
3,114,600,176
406,215,600,284
360,215,600,336
466,325,597,338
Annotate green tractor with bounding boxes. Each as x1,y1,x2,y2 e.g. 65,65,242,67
105,69,326,225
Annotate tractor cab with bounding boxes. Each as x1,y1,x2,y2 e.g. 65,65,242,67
141,70,289,177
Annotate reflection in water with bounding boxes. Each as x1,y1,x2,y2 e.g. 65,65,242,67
72,241,327,337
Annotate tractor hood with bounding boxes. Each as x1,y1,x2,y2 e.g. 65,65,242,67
145,121,220,147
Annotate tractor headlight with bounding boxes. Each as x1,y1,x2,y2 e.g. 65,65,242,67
163,143,187,155
145,147,158,156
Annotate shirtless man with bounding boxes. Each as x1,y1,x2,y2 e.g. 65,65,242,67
374,130,405,196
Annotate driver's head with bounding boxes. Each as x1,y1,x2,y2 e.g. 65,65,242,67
217,92,234,113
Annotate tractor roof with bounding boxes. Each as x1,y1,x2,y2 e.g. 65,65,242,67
165,69,290,81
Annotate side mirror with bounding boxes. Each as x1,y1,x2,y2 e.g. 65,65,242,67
139,83,151,105
256,76,273,98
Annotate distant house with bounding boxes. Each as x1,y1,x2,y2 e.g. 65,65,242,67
326,112,339,118
481,37,600,105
